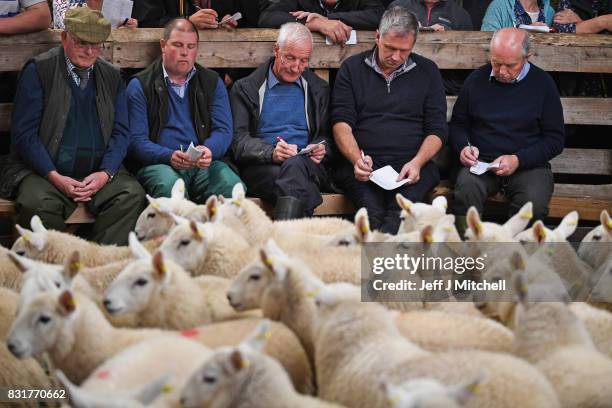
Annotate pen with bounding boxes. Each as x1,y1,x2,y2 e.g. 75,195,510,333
276,137,285,143
180,144,183,152
467,141,475,156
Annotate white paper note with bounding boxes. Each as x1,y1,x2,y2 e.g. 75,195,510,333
369,165,410,190
102,0,134,28
469,161,500,175
326,30,357,45
297,140,326,156
517,24,551,33
186,142,203,162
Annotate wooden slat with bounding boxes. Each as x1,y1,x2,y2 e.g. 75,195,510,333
314,194,355,216
548,195,611,220
0,198,15,216
1,29,611,72
551,149,612,175
554,183,612,198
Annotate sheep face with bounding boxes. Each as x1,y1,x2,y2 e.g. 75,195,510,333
7,291,76,358
103,255,168,315
180,348,249,408
134,196,177,241
159,220,211,274
397,195,448,234
578,210,612,270
227,263,272,311
383,378,478,408
589,259,612,303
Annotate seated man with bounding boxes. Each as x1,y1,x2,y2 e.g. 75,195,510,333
450,28,565,224
388,0,473,31
230,22,331,220
0,0,51,34
332,6,446,233
259,0,385,44
1,7,145,245
127,18,243,202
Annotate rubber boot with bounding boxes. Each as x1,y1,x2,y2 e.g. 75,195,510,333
273,196,304,220
455,215,468,239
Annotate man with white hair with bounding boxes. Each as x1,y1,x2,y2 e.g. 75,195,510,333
230,22,332,219
449,27,565,224
332,6,447,233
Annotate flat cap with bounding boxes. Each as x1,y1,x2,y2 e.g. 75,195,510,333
64,6,111,44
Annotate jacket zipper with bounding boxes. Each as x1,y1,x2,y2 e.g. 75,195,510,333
426,4,432,26
386,79,391,94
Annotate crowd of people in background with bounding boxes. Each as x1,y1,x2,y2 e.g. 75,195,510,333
0,0,609,245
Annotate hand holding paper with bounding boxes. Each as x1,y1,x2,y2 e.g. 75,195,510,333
369,166,411,190
469,161,500,175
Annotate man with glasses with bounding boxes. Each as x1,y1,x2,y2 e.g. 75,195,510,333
1,7,145,245
230,22,332,219
127,18,243,203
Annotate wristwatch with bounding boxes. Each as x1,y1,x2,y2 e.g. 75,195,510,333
102,169,114,181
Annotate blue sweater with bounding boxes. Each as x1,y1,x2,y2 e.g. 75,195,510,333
127,77,233,165
481,0,554,31
449,63,565,169
11,62,129,177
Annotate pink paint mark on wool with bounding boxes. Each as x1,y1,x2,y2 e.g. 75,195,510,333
95,370,110,380
181,328,199,337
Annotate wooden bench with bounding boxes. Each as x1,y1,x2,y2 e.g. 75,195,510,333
0,29,609,224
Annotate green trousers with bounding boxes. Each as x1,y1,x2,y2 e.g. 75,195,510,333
15,171,146,245
137,161,244,203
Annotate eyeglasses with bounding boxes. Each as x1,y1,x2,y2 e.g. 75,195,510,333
280,54,309,68
70,33,105,52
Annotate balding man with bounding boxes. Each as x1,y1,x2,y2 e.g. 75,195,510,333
449,28,565,226
230,22,332,219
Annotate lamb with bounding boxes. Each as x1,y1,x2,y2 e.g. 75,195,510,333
134,179,208,241
578,209,612,271
396,194,456,236
180,320,341,408
11,215,161,266
513,280,612,408
160,218,361,283
382,376,484,408
569,302,612,360
0,287,54,406
7,290,313,394
103,237,259,330
311,283,559,408
211,183,353,245
514,211,579,244
464,202,533,243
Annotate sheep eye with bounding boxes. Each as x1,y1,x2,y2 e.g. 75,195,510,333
147,213,156,219
203,375,216,384
338,239,351,246
593,235,601,241
134,278,148,287
178,239,190,248
16,250,26,256
519,239,527,244
54,281,62,288
248,274,260,281
38,315,51,324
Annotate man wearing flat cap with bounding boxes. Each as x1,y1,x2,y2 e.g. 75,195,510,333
1,6,145,245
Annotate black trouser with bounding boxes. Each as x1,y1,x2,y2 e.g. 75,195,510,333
239,155,328,217
452,165,554,221
334,160,440,234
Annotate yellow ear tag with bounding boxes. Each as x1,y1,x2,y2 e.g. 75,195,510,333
306,288,321,298
424,234,433,244
537,228,547,241
240,358,251,369
567,220,578,226
194,228,204,240
388,394,401,406
210,206,217,216
70,261,82,271
263,257,273,268
468,382,481,394
22,233,30,243
150,202,160,211
231,199,242,207
443,227,453,233
607,219,612,229
161,384,173,394
444,203,448,209
160,262,168,274
256,331,272,341
520,212,533,220
474,222,482,236
360,224,369,235
67,297,76,308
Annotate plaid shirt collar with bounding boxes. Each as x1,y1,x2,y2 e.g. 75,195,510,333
65,56,94,87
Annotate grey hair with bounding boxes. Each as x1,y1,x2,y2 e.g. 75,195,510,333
276,22,313,49
491,29,531,57
378,6,419,39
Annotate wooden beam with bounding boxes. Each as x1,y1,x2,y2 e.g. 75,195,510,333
1,29,611,72
551,149,612,175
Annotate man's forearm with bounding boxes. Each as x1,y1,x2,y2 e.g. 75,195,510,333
412,135,443,167
333,122,361,165
0,4,51,34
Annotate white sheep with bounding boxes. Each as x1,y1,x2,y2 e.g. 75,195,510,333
180,320,341,408
569,302,612,360
55,332,210,408
513,281,612,408
578,209,612,271
7,290,313,394
212,183,353,245
514,211,579,244
464,202,533,243
396,194,451,234
311,283,560,408
134,179,209,241
103,236,258,329
382,376,484,408
11,215,161,266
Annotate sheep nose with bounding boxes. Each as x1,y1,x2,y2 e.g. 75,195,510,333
226,293,233,304
103,299,112,309
7,340,20,357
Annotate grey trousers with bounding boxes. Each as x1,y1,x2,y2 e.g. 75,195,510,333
452,165,554,221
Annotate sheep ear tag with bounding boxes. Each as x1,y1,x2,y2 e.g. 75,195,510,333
58,291,77,315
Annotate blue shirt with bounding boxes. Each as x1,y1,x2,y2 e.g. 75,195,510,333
490,62,531,83
162,64,197,98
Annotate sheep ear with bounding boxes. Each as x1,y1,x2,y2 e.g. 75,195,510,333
189,221,205,241
57,290,77,315
395,193,412,213
265,239,286,258
420,225,433,243
146,194,162,212
229,349,248,372
152,252,168,281
232,183,246,201
130,372,173,405
189,205,210,223
169,212,189,225
601,210,611,235
467,207,482,238
533,221,546,243
513,273,528,304
129,232,151,260
30,215,48,233
448,371,486,405
504,202,533,236
7,251,37,273
510,251,526,271
314,284,339,308
15,225,45,251
355,208,370,243
556,211,578,239
242,319,271,352
259,249,287,282
381,382,405,408
432,195,448,213
205,195,219,221
170,179,186,200
64,251,81,280
433,215,456,242
218,195,226,204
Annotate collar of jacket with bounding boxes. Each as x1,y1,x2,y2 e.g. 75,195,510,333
364,46,416,79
